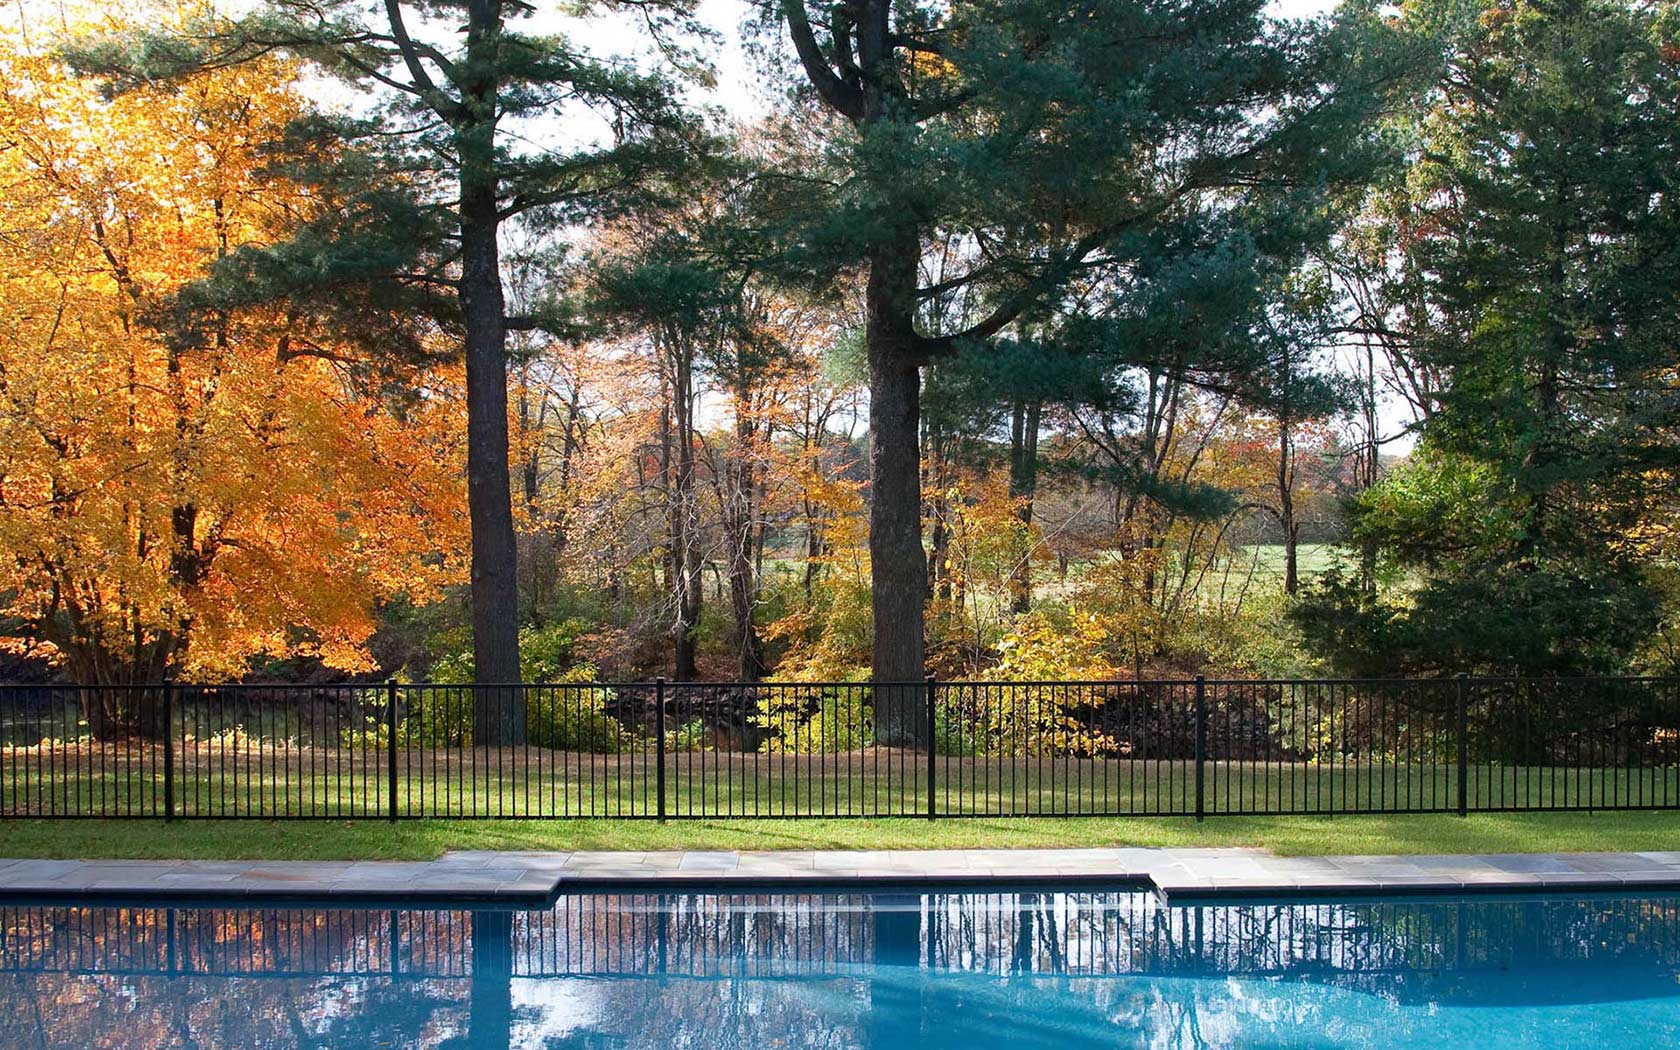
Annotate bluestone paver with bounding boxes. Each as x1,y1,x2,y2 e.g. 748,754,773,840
3,846,1680,903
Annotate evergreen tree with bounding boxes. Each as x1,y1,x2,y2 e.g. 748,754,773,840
762,0,1411,739
67,0,706,736
1295,0,1680,675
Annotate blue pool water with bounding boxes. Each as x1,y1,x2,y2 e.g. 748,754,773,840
3,889,1680,1047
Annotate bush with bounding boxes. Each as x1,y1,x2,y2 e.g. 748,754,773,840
527,685,628,753
342,685,472,749
665,719,708,753
762,567,873,681
344,676,629,753
755,686,874,753
934,684,1118,758
430,619,599,684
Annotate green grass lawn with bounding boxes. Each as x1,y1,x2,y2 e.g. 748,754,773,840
10,756,1674,819
4,810,1679,861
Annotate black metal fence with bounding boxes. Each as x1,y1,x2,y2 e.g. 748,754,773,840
2,676,1678,820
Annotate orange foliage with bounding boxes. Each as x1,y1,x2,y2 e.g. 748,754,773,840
0,11,467,681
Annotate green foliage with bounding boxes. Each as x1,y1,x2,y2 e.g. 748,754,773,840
1296,446,1665,677
431,620,599,685
62,1,709,360
346,620,630,752
527,687,628,753
935,685,1118,759
1300,0,1680,675
665,719,709,753
1350,449,1522,571
339,686,464,750
1179,590,1326,681
342,682,629,752
1296,558,1661,678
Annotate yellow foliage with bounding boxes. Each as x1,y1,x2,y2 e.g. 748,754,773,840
0,12,468,682
991,610,1120,682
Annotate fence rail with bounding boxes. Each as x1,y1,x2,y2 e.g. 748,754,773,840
2,676,1678,820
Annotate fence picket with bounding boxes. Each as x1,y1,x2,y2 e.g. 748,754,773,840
1,676,1676,820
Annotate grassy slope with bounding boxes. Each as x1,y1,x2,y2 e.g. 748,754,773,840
3,811,1679,861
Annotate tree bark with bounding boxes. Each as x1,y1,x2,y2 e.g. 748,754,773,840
1007,398,1041,614
926,425,952,603
867,260,928,741
726,500,765,680
782,0,933,741
664,336,703,681
1277,413,1299,596
460,0,523,742
725,421,766,681
516,377,550,626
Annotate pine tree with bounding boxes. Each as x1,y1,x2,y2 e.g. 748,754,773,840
764,0,1410,739
67,0,706,738
1295,0,1680,675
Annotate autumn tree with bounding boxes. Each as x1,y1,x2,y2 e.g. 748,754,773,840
68,0,707,739
588,219,734,680
0,18,466,732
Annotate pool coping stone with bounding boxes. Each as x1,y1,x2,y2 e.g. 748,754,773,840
3,848,1680,905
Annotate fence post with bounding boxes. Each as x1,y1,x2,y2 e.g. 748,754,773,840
162,680,175,823
1456,673,1469,818
926,674,937,820
387,679,400,823
655,677,667,823
1194,675,1207,823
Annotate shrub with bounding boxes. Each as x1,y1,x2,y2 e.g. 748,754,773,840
665,719,708,753
755,686,874,753
344,674,628,753
430,619,599,684
527,685,628,753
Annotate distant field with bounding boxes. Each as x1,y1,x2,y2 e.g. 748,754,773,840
1028,543,1344,605
1230,544,1343,581
760,543,1346,591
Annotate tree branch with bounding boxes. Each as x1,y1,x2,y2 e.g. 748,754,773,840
381,0,463,118
780,0,863,120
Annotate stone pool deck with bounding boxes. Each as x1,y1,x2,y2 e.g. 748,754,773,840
5,848,1680,905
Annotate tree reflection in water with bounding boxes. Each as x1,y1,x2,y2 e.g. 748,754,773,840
2,890,1679,1048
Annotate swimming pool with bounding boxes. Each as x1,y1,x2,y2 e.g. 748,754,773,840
2,889,1678,1047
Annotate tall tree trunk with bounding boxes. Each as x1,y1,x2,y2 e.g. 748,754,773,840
725,413,766,680
726,479,765,680
867,243,928,740
517,379,547,626
1007,398,1041,615
926,425,952,603
460,0,523,742
803,494,824,598
1277,413,1299,596
780,0,929,739
666,338,702,681
1357,340,1380,595
799,405,823,599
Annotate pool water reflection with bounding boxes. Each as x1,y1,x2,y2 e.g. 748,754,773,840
3,889,1680,1047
